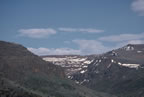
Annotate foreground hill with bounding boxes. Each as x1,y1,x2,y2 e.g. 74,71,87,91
0,77,42,97
0,40,116,97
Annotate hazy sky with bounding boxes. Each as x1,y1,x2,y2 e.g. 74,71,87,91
0,0,144,55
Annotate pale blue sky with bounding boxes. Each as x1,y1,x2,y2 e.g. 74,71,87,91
0,0,144,55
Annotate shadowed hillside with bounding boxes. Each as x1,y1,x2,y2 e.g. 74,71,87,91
0,40,116,97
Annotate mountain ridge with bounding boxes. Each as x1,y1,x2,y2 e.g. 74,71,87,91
42,43,144,97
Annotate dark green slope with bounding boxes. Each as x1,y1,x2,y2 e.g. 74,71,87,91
0,40,116,97
0,76,42,97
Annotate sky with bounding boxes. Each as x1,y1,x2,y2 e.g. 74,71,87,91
0,0,144,55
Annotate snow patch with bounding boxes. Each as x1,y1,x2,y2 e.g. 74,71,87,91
118,62,140,69
137,51,142,53
83,60,92,64
111,59,116,63
82,65,88,68
75,81,80,84
80,79,89,84
68,76,71,78
107,64,112,68
111,51,118,56
80,70,87,73
99,60,101,63
118,62,122,65
124,46,134,51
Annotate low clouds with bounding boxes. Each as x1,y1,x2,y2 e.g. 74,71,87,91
19,28,56,38
28,47,81,55
27,32,144,55
18,27,104,38
28,39,111,55
28,37,144,56
58,28,104,33
99,32,144,42
128,40,144,44
98,33,144,51
73,39,110,54
131,0,144,16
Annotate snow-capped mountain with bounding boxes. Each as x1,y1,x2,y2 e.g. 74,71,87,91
42,55,94,77
72,44,144,97
42,44,144,97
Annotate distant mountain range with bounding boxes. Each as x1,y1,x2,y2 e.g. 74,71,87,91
42,44,144,97
0,40,116,97
42,55,94,77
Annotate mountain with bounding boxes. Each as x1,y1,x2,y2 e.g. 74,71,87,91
71,44,144,97
42,44,144,97
0,40,116,97
42,55,94,77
